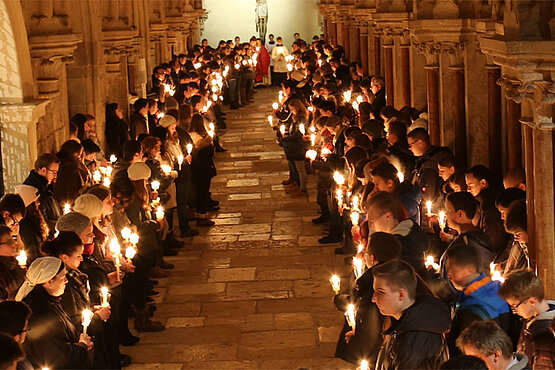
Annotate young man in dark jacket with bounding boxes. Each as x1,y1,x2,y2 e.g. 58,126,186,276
372,260,451,369
23,153,62,236
499,270,555,368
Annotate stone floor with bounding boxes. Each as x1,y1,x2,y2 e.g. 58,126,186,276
124,88,355,369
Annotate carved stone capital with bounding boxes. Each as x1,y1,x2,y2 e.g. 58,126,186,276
412,40,441,66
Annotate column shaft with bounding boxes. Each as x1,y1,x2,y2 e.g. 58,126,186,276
350,26,360,62
426,66,440,145
360,33,369,76
400,46,411,107
384,45,394,106
507,99,522,169
450,67,467,169
373,36,381,76
487,67,502,174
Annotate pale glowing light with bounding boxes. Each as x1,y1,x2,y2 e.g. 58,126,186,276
129,233,139,246
63,203,71,214
425,255,440,271
299,123,306,135
352,196,360,210
329,275,341,294
92,170,101,183
272,102,279,110
109,154,117,163
178,154,184,170
343,90,352,103
352,257,365,279
321,148,332,156
426,201,432,216
310,133,316,147
102,177,111,187
186,144,193,155
151,181,160,191
333,171,345,185
268,115,273,126
125,246,136,260
82,309,94,335
357,244,364,254
161,164,172,175
438,211,446,231
279,124,286,136
360,360,369,370
155,206,165,221
490,262,505,282
121,227,131,240
100,287,110,307
352,102,359,111
350,211,359,225
305,149,317,161
16,250,27,267
397,171,404,183
356,95,364,104
345,304,356,329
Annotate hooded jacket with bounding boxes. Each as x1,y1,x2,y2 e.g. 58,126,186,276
23,170,62,236
394,182,422,225
391,219,429,277
376,295,451,369
518,302,555,369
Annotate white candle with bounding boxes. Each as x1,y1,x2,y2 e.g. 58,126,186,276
357,244,364,254
345,304,356,329
343,90,352,103
321,147,332,156
186,144,193,155
103,177,111,187
129,233,139,247
164,84,171,92
438,211,446,231
329,275,341,294
121,227,131,241
93,170,102,183
279,125,286,136
63,203,71,214
268,115,273,126
235,63,240,70
161,165,172,175
208,129,215,138
151,181,160,191
272,102,279,110
178,154,184,171
397,171,404,183
350,211,359,225
109,239,121,282
425,255,440,271
155,206,165,221
287,64,293,72
333,171,345,185
336,189,343,206
310,133,316,147
490,262,505,282
352,257,365,279
100,286,109,307
356,95,364,104
82,309,93,335
308,106,314,112
305,149,317,161
360,360,369,370
16,250,27,267
194,62,202,69
125,246,136,261
352,102,359,111
352,196,359,211
426,201,432,216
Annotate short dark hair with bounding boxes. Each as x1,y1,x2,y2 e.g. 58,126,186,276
448,171,467,191
366,191,404,221
0,194,26,217
447,192,477,219
320,100,336,114
440,355,487,369
41,231,83,257
81,139,101,155
371,161,399,185
0,333,24,368
372,260,417,300
34,153,60,171
110,175,135,201
367,232,402,264
190,95,202,108
407,127,430,144
498,269,544,301
467,165,493,186
0,301,31,336
388,120,407,140
445,240,480,272
495,188,526,209
122,140,142,162
344,146,368,167
437,153,456,168
505,199,527,233
456,321,513,360
133,98,148,112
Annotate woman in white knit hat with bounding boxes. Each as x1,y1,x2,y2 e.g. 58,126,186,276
15,256,93,369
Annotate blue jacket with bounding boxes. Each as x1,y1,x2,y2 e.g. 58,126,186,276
456,273,509,320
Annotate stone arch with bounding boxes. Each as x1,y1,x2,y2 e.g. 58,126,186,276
0,0,48,193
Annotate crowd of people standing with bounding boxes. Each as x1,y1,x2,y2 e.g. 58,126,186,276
0,31,554,370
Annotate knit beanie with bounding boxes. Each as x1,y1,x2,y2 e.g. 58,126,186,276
15,257,63,301
159,114,177,128
127,162,151,181
55,212,91,235
73,194,103,220
15,185,39,207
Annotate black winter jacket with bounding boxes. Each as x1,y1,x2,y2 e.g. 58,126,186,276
23,170,61,236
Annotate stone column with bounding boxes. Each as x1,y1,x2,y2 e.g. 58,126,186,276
449,65,467,169
330,21,338,46
350,24,360,63
486,65,502,174
384,43,394,106
415,42,440,145
342,22,350,55
323,17,329,43
359,25,369,76
373,35,381,76
507,99,522,169
400,45,411,108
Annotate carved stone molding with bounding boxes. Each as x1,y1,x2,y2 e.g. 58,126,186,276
412,40,465,66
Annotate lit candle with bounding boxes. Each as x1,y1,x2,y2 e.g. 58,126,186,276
318,59,323,67
356,95,364,104
425,255,440,271
164,84,171,92
92,170,102,183
310,133,316,147
125,246,136,261
129,233,139,247
352,102,359,111
352,196,359,211
110,155,117,164
278,91,284,103
321,147,332,156
16,250,27,267
178,154,184,171
350,211,359,225
63,203,71,214
194,62,202,69
107,165,114,176
158,112,165,118
309,126,316,133
161,165,172,175
235,63,240,70
151,181,160,191
360,360,369,370
208,129,215,138
287,64,293,72
299,123,306,135
438,211,446,231
490,262,505,282
212,94,218,101
268,115,273,126
272,102,279,110
308,106,314,112
426,201,432,216
242,60,247,66
357,244,364,254
186,144,193,155
352,257,365,279
333,171,345,185
82,309,93,335
209,122,215,131
155,206,165,221
343,90,352,103
103,177,111,187
329,275,341,294
305,149,317,161
109,239,121,282
336,189,343,206
344,304,356,330
397,171,404,183
279,124,286,136
121,227,131,241
100,286,110,307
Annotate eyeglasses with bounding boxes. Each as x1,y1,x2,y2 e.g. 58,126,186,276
509,297,529,311
10,215,19,225
407,139,421,148
46,167,58,175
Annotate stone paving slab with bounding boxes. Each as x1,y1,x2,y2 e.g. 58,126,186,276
122,88,354,369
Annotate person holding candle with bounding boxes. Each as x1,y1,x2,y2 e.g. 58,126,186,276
372,260,451,369
104,103,130,159
444,243,511,357
53,140,89,206
0,301,34,369
15,256,93,369
280,99,309,196
0,226,25,300
125,162,166,332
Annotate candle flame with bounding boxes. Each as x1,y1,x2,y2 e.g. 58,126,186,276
333,171,345,185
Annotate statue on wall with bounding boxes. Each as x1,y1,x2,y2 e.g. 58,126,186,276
255,0,268,42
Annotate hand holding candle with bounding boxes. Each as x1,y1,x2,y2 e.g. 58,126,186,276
352,257,365,279
155,206,165,221
344,304,356,330
82,309,93,335
100,287,110,308
16,250,27,267
329,275,341,294
426,201,432,216
109,239,121,282
438,211,446,231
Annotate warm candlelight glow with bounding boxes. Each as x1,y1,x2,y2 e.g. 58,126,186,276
299,123,306,135
310,133,316,147
305,149,317,161
208,129,215,138
360,360,369,370
103,177,111,187
336,189,343,206
16,250,27,267
438,211,446,231
125,246,136,260
308,106,314,112
357,244,364,254
109,239,121,282
155,206,165,220
186,144,193,155
129,233,139,246
329,275,341,294
343,90,352,103
161,165,172,175
100,286,109,307
279,124,286,136
352,257,365,279
121,227,131,240
93,170,101,183
194,62,202,69
63,203,71,214
272,102,279,110
490,262,505,282
426,201,432,216
397,171,404,183
82,309,93,335
321,148,332,156
178,154,184,171
345,304,356,329
268,115,273,126
350,211,359,225
151,181,160,191
352,102,359,111
425,255,440,271
333,171,345,185
352,196,360,210
287,63,293,72
356,95,364,104
109,154,117,163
